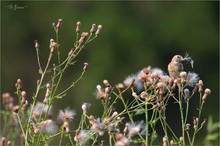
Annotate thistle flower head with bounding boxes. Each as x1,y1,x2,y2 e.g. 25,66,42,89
58,107,76,122
82,103,91,114
186,72,199,87
150,68,164,79
89,116,105,136
159,75,170,85
115,83,124,91
115,133,129,146
137,70,148,82
2,92,14,106
127,121,145,138
39,120,58,134
124,74,142,90
96,85,108,99
74,130,90,145
32,102,52,118
123,75,135,87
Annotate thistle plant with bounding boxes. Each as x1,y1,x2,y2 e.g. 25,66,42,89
1,19,218,146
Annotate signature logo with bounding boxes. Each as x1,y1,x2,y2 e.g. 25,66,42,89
5,4,28,10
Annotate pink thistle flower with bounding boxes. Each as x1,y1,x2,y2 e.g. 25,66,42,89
186,72,199,87
136,70,148,82
39,120,58,134
58,107,76,122
74,130,90,145
96,85,108,99
89,116,105,136
115,133,129,146
150,68,164,79
124,74,142,90
127,121,145,138
32,102,52,118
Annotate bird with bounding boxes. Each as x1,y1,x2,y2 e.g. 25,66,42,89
168,54,194,79
168,55,184,79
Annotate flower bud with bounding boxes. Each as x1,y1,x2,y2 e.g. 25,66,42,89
111,112,118,118
83,62,89,70
33,124,39,134
21,91,26,97
103,80,111,87
13,105,20,113
198,80,203,93
179,136,183,144
68,48,74,56
170,140,174,146
132,92,138,99
202,88,211,100
79,32,89,44
115,133,123,141
115,83,124,91
56,19,63,29
184,88,190,99
90,24,96,33
63,121,70,133
15,79,22,90
201,118,207,127
95,25,102,35
21,93,26,104
180,71,187,79
185,123,191,131
82,103,90,114
162,136,167,142
34,40,39,49
22,100,28,111
76,21,81,33
123,123,129,134
7,140,11,146
46,83,50,89
193,117,198,125
50,39,57,53
180,71,187,84
1,137,6,146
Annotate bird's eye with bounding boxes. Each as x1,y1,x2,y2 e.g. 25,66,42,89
177,56,180,58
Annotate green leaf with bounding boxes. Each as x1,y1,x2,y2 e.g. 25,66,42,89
207,116,220,132
27,140,34,144
207,116,213,131
134,109,145,115
69,61,77,65
206,133,219,141
56,93,66,99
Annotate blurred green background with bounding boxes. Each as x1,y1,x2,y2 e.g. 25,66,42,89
1,1,219,145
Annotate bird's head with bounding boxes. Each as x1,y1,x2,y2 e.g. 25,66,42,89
171,55,184,63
